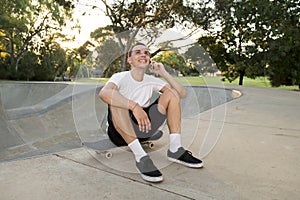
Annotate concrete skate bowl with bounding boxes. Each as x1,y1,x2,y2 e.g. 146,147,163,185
0,82,241,162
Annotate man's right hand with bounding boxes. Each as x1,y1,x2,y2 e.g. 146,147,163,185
132,104,151,133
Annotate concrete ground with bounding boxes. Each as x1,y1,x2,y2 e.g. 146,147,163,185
0,83,299,200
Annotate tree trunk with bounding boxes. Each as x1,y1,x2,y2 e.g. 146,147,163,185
239,70,245,85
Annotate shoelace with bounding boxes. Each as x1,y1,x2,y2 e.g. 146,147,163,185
183,150,192,155
180,150,193,158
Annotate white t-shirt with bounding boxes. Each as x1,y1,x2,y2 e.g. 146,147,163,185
106,71,167,107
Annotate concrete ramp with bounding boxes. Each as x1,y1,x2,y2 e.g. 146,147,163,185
0,94,23,150
0,83,68,151
0,82,240,162
1,82,67,109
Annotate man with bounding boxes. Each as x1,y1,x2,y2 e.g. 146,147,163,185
99,42,203,183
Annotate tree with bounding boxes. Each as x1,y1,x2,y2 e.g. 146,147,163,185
214,0,300,87
194,36,231,78
214,0,266,85
36,41,68,81
86,38,123,77
17,51,38,81
263,0,300,89
153,51,191,76
85,0,214,72
65,48,83,80
0,0,75,79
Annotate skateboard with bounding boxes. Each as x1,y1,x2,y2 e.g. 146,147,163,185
82,130,163,159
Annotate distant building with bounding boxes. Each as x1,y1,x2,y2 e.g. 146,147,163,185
91,69,102,78
203,70,222,77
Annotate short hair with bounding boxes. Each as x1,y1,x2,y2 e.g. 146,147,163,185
128,42,147,57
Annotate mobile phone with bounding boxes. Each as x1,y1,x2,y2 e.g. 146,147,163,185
149,59,154,70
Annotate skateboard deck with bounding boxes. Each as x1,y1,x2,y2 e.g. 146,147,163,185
83,130,163,159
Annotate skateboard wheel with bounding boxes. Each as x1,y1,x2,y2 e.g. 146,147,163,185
105,151,112,159
148,142,154,149
95,150,112,159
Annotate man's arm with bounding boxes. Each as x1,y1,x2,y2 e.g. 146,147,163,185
150,62,187,98
160,72,187,98
99,82,137,110
99,82,151,133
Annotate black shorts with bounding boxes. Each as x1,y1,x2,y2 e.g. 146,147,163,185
107,98,166,146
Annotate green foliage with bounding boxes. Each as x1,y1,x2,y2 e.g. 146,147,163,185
185,41,219,76
17,51,38,80
40,42,68,80
13,42,68,81
153,51,191,76
93,0,214,71
90,27,114,43
211,0,299,87
102,0,212,30
86,39,123,77
0,0,76,80
65,49,82,79
263,0,300,88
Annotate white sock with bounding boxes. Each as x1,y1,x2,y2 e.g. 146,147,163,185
169,133,182,153
128,139,147,162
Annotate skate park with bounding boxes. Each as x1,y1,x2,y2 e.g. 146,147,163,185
0,82,299,199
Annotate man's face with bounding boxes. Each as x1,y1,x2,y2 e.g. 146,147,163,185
128,45,150,68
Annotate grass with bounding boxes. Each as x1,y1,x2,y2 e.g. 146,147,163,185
224,77,271,87
74,77,109,83
222,77,299,90
2,76,298,91
74,76,299,91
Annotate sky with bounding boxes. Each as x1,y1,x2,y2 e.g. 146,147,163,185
60,0,111,49
60,0,202,49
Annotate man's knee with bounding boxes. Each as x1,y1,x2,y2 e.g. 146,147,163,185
158,88,181,114
109,106,131,129
109,106,137,143
161,88,180,102
110,106,130,118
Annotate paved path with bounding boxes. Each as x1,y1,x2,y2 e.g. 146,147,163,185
0,85,299,199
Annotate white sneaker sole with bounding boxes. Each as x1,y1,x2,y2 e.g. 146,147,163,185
136,167,163,183
140,174,163,183
168,157,204,168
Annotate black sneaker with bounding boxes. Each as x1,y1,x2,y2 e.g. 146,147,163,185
136,155,163,182
167,147,203,168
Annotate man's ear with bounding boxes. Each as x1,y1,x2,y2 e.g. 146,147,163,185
127,57,132,64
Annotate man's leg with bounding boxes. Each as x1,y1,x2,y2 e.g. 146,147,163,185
157,88,182,150
157,88,203,168
109,106,146,159
109,106,136,144
157,88,181,133
109,106,163,182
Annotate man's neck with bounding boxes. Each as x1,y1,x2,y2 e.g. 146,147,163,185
130,68,146,82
